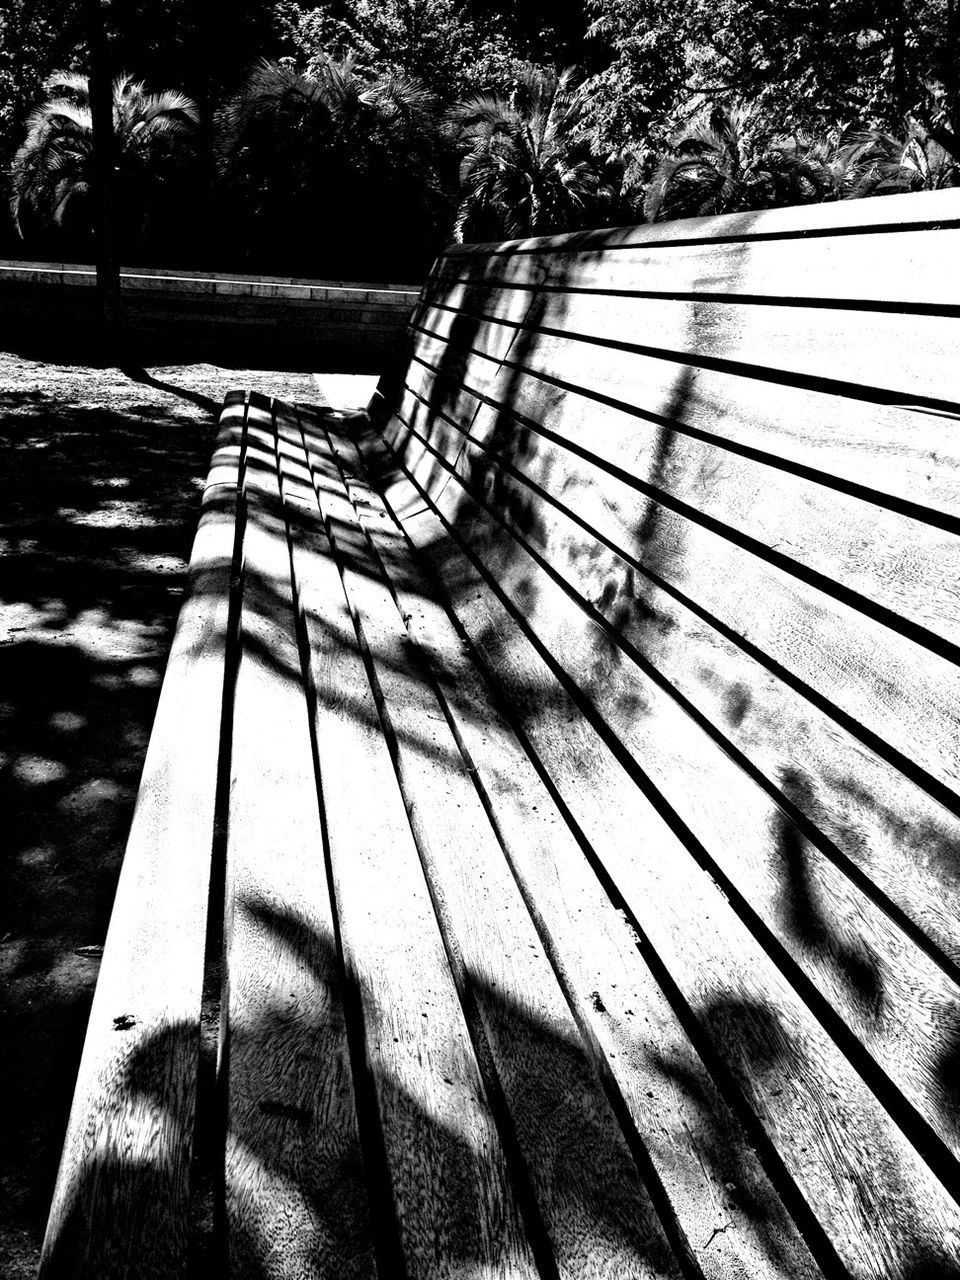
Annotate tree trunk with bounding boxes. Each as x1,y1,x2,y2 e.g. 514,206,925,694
890,0,907,122
86,0,122,357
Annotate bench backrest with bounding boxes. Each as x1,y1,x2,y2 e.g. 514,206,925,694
372,188,960,1270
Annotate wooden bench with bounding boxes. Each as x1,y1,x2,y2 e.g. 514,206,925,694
41,188,960,1279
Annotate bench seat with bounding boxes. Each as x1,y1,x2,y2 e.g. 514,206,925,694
40,392,704,1279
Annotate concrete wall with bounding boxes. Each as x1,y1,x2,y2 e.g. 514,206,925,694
0,261,421,367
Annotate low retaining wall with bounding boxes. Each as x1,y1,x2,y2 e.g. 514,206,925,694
0,261,420,365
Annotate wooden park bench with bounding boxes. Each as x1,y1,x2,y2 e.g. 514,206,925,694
40,188,960,1279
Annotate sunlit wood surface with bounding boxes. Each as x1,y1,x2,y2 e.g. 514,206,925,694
41,188,960,1278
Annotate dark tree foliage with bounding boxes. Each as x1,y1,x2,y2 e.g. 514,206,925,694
450,66,616,240
0,0,84,172
0,0,283,164
2,0,959,267
462,0,593,71
0,0,294,265
582,0,960,171
10,71,200,264
449,66,616,241
102,0,289,112
216,58,454,278
643,103,840,222
277,0,549,103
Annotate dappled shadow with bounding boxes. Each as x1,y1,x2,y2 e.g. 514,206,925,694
828,769,960,893
360,211,960,1275
575,366,696,701
32,372,960,1277
36,392,798,1278
40,907,691,1278
0,361,319,1277
0,399,211,1275
648,989,960,1279
645,995,812,1277
772,767,886,1020
25,185,960,1274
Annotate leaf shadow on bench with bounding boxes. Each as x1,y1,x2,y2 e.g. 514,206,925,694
647,989,960,1280
362,242,701,733
350,210,960,1276
231,442,486,769
771,765,886,1021
40,899,818,1280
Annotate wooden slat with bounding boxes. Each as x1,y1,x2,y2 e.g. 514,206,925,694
279,402,539,1279
319,411,691,1279
220,394,374,1277
422,281,960,408
39,392,247,1280
374,422,960,1280
385,398,960,1160
430,225,960,308
350,419,826,1280
376,199,960,1274
394,365,960,973
406,319,960,527
388,360,960,809
395,344,960,786
404,335,960,653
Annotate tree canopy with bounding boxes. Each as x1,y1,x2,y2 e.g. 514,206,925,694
216,56,451,277
582,0,960,165
2,0,960,270
10,70,200,260
450,66,615,241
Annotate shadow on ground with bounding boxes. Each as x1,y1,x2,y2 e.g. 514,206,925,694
0,354,317,1279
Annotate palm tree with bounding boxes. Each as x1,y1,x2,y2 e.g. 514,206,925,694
9,71,199,255
834,123,959,199
215,57,450,278
448,66,615,242
643,102,838,223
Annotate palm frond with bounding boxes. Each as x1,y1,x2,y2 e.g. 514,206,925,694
135,91,200,126
22,101,92,140
9,69,199,245
41,71,89,103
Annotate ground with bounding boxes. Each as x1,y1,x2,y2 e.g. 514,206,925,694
0,350,323,1278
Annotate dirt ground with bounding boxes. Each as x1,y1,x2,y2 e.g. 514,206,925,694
0,350,324,1277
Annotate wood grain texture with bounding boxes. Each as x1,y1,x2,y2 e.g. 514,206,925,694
221,395,374,1279
407,345,960,650
384,397,960,1167
323,414,690,1279
353,420,826,1280
38,393,247,1280
392,355,960,967
421,280,960,407
405,313,960,534
289,403,540,1280
430,225,960,308
372,193,960,1278
376,423,960,1279
43,190,960,1278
